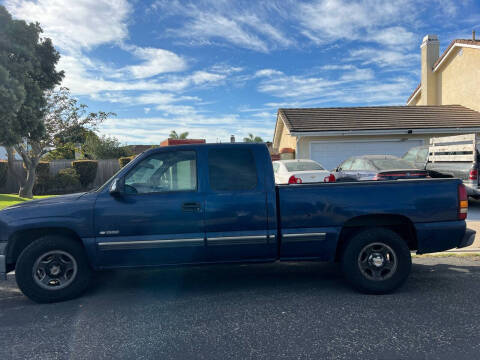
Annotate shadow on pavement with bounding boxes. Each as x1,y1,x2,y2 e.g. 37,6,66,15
2,259,480,305
81,259,480,301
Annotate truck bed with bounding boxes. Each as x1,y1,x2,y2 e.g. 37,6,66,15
277,178,464,259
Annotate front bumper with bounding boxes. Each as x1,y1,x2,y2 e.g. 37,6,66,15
458,228,476,249
0,242,6,280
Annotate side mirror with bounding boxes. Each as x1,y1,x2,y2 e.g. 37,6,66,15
109,178,124,196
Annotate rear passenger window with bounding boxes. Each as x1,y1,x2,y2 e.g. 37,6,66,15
208,148,258,191
350,159,365,171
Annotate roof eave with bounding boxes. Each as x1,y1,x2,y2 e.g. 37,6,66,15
272,110,291,149
290,127,480,137
433,43,480,72
406,86,422,105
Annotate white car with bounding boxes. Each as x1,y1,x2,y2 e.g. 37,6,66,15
273,159,333,184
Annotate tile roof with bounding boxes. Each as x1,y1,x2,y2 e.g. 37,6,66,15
279,105,480,133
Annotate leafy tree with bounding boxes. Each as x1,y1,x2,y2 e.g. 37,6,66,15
14,87,114,197
0,6,64,198
82,133,131,160
169,130,189,140
243,133,264,143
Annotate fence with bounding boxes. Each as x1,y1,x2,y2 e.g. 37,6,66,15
0,159,120,194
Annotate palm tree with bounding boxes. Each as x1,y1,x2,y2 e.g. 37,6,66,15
169,130,189,139
243,133,264,143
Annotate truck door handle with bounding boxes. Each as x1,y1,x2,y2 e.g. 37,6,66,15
182,202,201,212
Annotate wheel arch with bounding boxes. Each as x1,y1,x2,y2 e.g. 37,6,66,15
335,214,417,261
6,227,83,270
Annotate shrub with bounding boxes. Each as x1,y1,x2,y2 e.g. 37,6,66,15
33,162,50,195
52,168,81,193
72,160,98,188
119,156,134,168
0,161,7,188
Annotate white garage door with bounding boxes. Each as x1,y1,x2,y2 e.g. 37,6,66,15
310,139,424,171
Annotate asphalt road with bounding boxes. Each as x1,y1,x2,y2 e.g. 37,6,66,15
1,257,480,360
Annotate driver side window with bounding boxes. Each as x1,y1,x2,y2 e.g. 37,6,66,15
124,151,197,194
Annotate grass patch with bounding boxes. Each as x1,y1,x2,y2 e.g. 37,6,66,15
0,194,53,210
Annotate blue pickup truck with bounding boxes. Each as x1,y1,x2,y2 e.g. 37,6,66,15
0,143,475,303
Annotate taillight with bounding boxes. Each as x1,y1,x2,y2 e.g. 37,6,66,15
288,175,302,184
373,174,385,181
458,183,468,220
469,169,478,180
324,174,336,182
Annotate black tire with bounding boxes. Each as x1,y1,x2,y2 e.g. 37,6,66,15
341,228,411,294
15,235,92,303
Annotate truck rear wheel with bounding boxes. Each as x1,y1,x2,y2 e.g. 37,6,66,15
15,235,92,303
341,228,411,294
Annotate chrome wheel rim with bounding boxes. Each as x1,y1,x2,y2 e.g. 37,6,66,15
32,250,78,290
357,242,397,281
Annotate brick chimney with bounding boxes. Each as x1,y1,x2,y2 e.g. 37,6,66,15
420,34,439,105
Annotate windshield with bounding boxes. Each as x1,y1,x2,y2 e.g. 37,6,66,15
371,159,416,170
284,161,325,172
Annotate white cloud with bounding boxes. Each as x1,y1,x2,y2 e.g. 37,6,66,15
124,47,187,79
151,0,293,52
339,68,374,81
254,69,285,77
254,65,414,107
209,64,244,74
320,65,355,70
349,48,419,67
368,26,417,49
5,0,131,53
57,54,225,96
256,66,377,99
296,0,418,50
6,0,193,102
258,74,340,99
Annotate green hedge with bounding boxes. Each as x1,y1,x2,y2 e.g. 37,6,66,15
119,156,134,168
0,161,7,188
72,160,98,188
52,168,81,193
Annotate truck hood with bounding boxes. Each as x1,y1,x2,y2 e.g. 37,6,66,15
0,191,98,226
3,193,87,210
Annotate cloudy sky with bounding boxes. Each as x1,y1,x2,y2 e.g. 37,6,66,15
4,0,480,144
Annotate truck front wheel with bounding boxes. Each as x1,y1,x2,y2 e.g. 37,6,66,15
341,228,411,294
15,235,92,303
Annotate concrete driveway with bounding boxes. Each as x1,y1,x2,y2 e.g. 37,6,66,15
1,257,480,360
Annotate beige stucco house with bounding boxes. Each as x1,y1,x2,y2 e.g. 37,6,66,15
407,34,480,111
272,33,480,170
